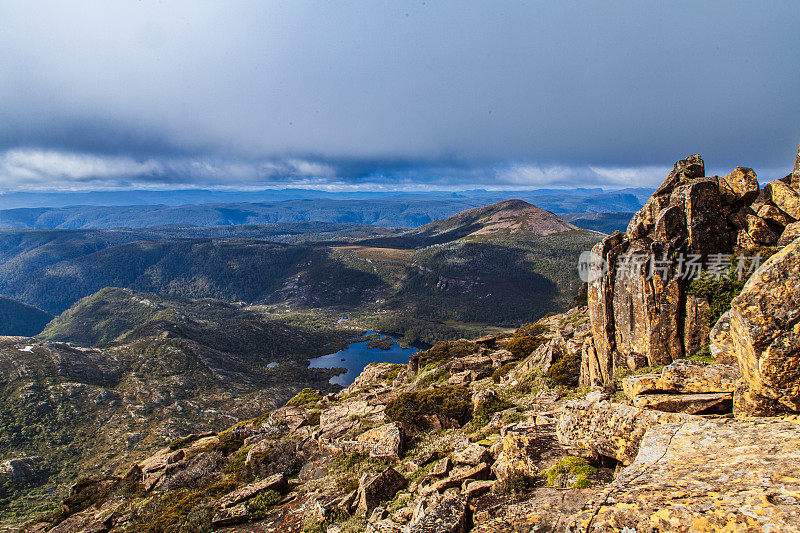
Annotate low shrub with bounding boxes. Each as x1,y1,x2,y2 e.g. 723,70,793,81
471,395,514,429
545,351,581,388
688,246,778,325
417,366,449,387
543,456,597,489
414,340,477,368
385,386,472,426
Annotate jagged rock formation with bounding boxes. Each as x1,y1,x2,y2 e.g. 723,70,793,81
584,145,800,419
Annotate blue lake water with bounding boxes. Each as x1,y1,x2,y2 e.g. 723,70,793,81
308,332,419,386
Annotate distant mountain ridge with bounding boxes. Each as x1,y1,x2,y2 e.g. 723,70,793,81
0,187,652,210
0,192,645,230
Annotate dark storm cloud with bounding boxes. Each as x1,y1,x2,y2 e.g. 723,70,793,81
0,1,798,190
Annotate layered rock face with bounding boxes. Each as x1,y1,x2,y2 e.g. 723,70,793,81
585,145,800,390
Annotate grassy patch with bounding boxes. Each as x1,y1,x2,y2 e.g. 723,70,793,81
286,388,322,408
248,490,282,520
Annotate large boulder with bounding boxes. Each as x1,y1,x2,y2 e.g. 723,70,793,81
729,236,800,412
409,494,468,533
779,220,800,246
758,203,795,226
566,418,800,532
491,423,541,488
355,422,406,460
719,167,760,204
631,392,732,414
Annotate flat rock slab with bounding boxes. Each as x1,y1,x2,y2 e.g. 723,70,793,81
631,392,732,414
566,418,800,532
622,359,740,399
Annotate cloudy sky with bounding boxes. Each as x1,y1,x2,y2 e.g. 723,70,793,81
0,1,798,191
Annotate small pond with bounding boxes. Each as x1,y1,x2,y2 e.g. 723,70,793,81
308,331,419,386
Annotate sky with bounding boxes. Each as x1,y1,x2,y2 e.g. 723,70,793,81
0,1,798,192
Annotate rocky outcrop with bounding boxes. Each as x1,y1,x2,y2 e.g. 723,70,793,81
728,237,800,413
584,150,800,387
587,156,735,381
566,418,800,532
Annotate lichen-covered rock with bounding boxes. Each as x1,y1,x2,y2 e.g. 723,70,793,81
354,422,406,460
733,378,792,417
211,502,249,527
452,443,490,466
491,423,540,488
779,220,800,246
409,494,468,533
622,359,739,400
319,399,385,440
357,467,406,513
429,462,491,494
566,418,800,532
620,373,662,399
747,214,779,244
631,392,732,414
556,398,697,465
709,309,738,364
758,203,795,226
657,358,740,393
719,167,760,203
767,179,800,219
730,236,800,412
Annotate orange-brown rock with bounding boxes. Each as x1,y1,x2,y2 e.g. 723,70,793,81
729,236,800,412
566,418,800,532
766,179,800,219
